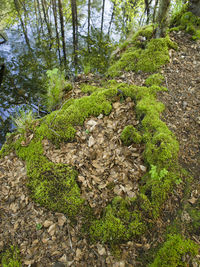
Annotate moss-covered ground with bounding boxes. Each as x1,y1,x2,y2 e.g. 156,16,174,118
1,19,200,265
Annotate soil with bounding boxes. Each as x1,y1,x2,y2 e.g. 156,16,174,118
0,32,199,266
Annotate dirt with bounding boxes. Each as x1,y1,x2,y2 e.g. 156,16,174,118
0,32,199,266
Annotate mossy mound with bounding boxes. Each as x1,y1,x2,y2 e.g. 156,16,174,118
107,25,177,77
120,125,142,145
185,197,200,235
149,234,199,267
170,5,200,40
0,246,21,267
90,196,145,244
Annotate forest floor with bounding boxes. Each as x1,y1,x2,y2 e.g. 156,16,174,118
0,32,199,266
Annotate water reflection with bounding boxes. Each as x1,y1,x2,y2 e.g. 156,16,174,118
0,27,57,148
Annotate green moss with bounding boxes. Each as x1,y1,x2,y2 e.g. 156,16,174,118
81,84,103,94
185,198,200,235
1,246,21,267
120,125,142,145
14,138,84,218
90,196,145,244
107,34,177,77
170,5,200,40
145,74,165,86
149,234,199,267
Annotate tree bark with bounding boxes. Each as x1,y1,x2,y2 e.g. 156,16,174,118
87,0,91,52
101,0,105,35
70,0,78,70
155,0,171,38
52,0,61,64
58,0,67,67
14,0,32,49
188,0,200,17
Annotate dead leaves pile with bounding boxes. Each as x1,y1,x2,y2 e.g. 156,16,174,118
44,98,146,216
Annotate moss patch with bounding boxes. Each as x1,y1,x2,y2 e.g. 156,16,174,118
149,234,199,267
107,26,177,77
145,73,165,87
1,246,21,267
120,125,142,145
90,196,145,244
170,5,200,40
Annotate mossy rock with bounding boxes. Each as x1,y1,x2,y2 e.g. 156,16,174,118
1,246,21,267
120,125,142,145
89,196,145,244
149,234,199,267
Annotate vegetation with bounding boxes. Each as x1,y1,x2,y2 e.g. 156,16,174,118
149,234,199,267
0,0,200,265
120,125,142,145
0,246,21,267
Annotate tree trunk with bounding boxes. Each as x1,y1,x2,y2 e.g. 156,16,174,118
152,0,159,23
100,0,105,35
155,0,171,38
14,0,32,49
87,0,91,52
52,0,61,64
108,2,115,36
58,0,67,67
188,0,200,17
70,0,78,70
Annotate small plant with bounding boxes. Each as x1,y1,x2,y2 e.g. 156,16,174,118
45,68,72,111
11,108,35,133
149,165,168,182
36,223,42,230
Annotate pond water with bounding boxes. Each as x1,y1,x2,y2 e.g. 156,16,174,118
0,0,121,148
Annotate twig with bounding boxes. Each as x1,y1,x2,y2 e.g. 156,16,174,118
66,220,73,251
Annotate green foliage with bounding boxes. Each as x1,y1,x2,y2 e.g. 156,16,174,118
1,246,21,267
149,165,168,182
90,196,145,244
45,68,72,111
149,234,199,267
11,108,35,134
145,73,165,86
120,125,142,145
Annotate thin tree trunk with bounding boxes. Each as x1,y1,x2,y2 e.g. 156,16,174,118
87,0,91,52
70,0,78,70
14,0,31,49
152,0,159,23
155,0,171,38
36,0,45,35
100,0,105,35
58,0,67,67
108,2,115,36
41,0,52,41
52,0,61,64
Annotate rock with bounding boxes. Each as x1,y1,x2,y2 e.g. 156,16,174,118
97,244,106,256
43,220,53,228
88,136,95,147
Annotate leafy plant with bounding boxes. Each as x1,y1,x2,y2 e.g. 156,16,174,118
36,223,42,230
11,108,35,133
149,165,168,182
45,68,72,111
